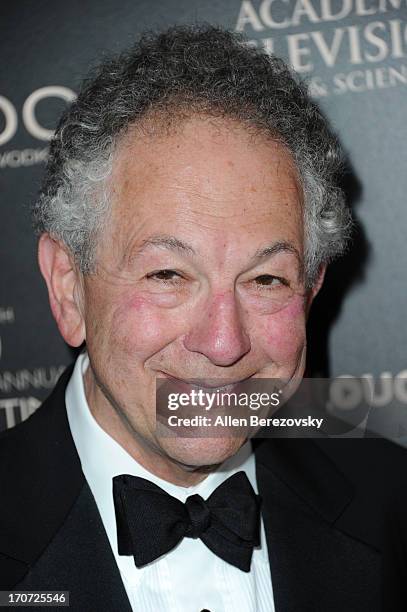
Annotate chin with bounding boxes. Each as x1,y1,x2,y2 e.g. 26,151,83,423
158,436,246,469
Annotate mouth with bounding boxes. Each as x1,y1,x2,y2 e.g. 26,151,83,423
157,371,253,393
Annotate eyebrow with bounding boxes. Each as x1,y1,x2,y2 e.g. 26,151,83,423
133,235,197,257
253,241,301,262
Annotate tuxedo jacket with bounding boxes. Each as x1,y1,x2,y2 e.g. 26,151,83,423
0,364,405,612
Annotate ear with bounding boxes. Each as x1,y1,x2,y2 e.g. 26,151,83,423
38,233,86,347
311,264,326,297
305,264,327,315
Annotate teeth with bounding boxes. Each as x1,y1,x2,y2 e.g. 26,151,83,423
161,372,245,392
213,384,237,392
187,382,239,393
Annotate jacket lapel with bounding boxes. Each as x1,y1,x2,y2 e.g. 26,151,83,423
17,481,132,612
254,438,380,612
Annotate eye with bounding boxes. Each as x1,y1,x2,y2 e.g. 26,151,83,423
254,274,288,287
146,269,183,283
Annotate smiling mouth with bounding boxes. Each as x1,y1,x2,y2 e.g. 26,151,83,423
157,371,253,393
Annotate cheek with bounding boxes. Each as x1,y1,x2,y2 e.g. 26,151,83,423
111,292,183,358
259,295,307,361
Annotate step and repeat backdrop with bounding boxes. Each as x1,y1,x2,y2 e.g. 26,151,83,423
1,0,406,432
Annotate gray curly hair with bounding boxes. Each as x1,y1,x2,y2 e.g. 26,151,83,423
33,24,352,286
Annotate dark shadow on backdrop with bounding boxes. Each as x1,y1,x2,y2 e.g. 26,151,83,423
306,159,369,377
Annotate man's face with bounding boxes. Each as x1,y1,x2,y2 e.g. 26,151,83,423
78,116,315,470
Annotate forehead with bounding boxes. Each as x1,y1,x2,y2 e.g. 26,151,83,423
106,116,304,255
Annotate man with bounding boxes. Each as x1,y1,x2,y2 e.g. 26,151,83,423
0,25,404,611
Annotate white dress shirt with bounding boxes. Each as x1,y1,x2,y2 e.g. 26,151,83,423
66,350,275,612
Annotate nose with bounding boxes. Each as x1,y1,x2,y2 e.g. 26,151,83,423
183,291,251,367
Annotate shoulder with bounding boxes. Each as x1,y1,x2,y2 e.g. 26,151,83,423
0,363,84,586
0,362,77,482
255,436,407,548
314,437,407,512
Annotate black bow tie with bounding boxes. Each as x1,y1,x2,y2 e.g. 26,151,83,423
113,470,261,572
